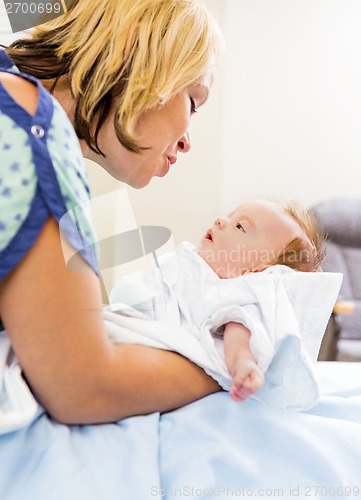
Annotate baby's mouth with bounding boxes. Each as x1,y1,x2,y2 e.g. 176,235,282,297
205,230,213,241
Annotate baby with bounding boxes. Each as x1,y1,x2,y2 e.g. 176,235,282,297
197,199,324,402
110,199,325,403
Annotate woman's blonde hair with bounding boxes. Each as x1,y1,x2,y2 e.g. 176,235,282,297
7,0,223,154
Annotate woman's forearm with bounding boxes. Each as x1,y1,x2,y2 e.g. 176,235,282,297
44,344,222,424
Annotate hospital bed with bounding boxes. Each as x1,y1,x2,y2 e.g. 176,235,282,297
0,357,360,500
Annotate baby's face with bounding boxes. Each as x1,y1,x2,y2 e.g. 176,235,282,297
198,200,304,278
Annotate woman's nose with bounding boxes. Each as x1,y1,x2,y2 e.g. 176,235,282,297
177,130,191,153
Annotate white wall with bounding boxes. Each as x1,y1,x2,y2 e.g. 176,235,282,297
0,2,15,44
221,0,361,212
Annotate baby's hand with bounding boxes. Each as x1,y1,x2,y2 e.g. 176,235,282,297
230,357,264,402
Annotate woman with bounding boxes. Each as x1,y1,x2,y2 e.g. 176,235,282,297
0,0,223,424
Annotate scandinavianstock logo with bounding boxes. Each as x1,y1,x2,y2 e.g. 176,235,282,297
4,0,78,33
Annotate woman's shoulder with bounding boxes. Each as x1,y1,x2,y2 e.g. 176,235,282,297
0,51,98,281
0,71,38,116
0,49,42,113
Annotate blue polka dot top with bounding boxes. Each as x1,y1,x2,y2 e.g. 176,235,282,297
0,49,98,286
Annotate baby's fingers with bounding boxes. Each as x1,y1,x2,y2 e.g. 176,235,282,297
243,368,264,392
230,369,264,402
230,387,252,402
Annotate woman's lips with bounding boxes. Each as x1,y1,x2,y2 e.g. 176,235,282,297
159,156,177,177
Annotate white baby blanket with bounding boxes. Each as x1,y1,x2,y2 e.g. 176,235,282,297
0,332,39,434
107,242,343,411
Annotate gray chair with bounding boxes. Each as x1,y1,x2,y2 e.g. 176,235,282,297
311,198,361,361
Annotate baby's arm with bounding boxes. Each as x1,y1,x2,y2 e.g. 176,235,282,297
223,322,264,402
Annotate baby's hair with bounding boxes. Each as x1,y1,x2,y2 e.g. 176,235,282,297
273,201,326,272
6,0,223,155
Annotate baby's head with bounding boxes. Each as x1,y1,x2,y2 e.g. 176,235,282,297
198,200,325,278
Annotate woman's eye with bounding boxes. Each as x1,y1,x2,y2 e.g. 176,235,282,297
190,98,197,114
235,222,245,232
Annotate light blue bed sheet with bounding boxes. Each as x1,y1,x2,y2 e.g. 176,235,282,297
0,363,360,500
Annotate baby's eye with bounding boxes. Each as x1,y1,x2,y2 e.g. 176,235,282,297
235,222,245,232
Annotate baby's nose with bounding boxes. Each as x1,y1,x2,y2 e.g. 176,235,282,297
214,217,228,229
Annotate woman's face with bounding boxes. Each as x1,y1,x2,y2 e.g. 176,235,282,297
84,72,213,188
